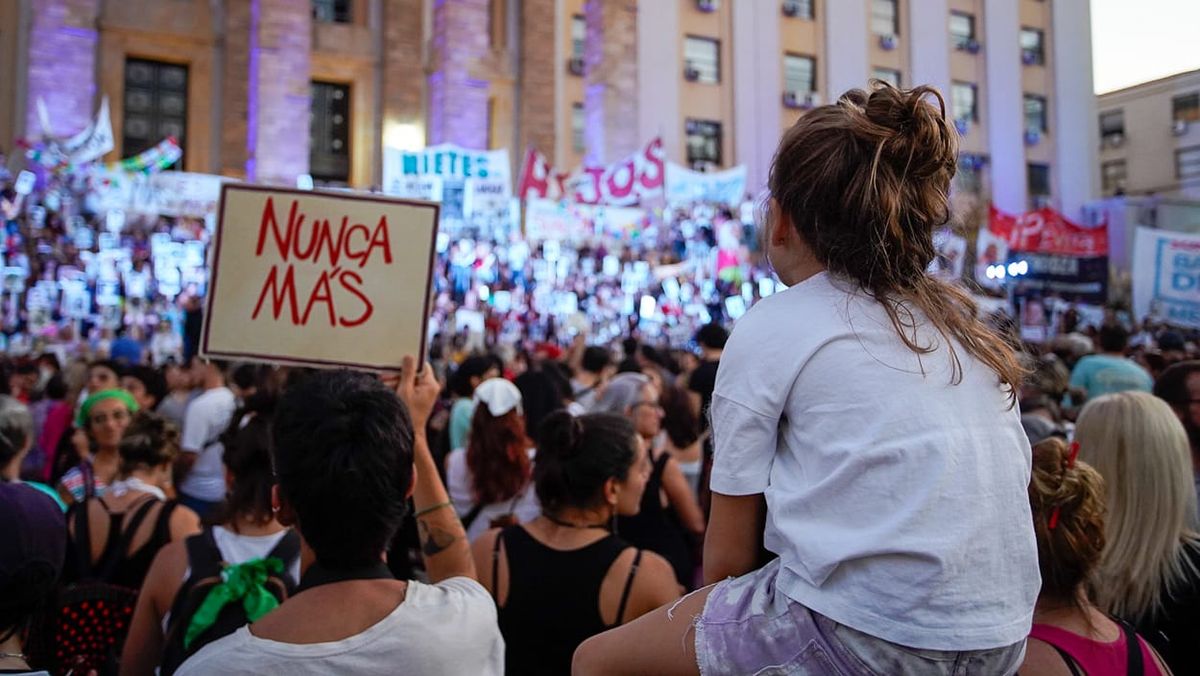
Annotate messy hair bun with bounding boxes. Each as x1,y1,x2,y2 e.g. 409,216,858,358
534,412,637,513
118,411,181,475
1029,438,1107,605
768,81,1025,399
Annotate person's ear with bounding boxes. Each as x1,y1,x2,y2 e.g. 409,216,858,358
603,477,619,508
271,485,297,526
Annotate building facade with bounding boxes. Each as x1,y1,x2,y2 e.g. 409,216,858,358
0,0,1097,217
1096,69,1200,201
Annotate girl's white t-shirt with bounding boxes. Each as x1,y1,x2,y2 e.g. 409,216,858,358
445,448,541,542
710,271,1039,651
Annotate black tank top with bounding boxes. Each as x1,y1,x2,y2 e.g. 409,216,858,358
65,495,178,589
617,452,694,588
494,525,641,676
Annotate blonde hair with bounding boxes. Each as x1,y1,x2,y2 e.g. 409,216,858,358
1075,391,1200,621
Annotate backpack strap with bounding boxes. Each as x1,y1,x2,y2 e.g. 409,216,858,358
461,502,486,531
185,528,226,580
80,460,96,501
1049,645,1084,676
490,529,504,604
1118,618,1145,676
70,500,94,579
264,530,302,588
615,548,643,626
97,496,159,580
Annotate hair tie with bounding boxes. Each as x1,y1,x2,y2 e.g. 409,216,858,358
1047,441,1082,530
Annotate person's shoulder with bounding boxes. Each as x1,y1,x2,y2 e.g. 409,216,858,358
174,627,252,674
1020,636,1076,676
407,577,499,626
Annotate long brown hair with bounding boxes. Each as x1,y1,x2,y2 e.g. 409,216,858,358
466,406,532,505
768,82,1026,397
1028,438,1107,612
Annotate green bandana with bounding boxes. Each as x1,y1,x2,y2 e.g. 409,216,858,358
76,389,139,428
184,556,285,650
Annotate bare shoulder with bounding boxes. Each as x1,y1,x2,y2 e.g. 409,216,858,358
144,540,191,614
168,503,202,539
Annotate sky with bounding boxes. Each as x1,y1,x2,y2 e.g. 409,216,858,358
1092,0,1200,94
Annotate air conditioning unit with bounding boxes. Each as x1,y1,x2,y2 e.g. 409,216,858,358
1174,119,1190,136
781,0,803,17
567,56,585,76
684,64,701,82
964,38,981,54
782,91,820,109
804,92,821,107
1025,129,1042,146
696,0,718,13
879,34,897,51
1021,50,1039,66
954,119,970,135
782,91,802,109
1104,132,1125,148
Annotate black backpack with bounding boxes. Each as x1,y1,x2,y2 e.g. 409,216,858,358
31,496,163,676
159,527,301,674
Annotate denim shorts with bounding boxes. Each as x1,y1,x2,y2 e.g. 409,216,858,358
694,559,1026,676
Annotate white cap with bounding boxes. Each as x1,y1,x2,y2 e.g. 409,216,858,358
473,378,523,417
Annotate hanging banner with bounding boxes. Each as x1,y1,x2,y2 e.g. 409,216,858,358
990,205,1108,257
90,170,226,219
1133,227,1200,328
64,97,115,165
202,185,440,370
664,163,747,207
524,198,647,246
115,137,183,174
517,138,666,206
1009,253,1109,306
382,144,511,226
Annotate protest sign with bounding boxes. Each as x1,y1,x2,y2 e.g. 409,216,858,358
1133,227,1200,328
664,163,747,206
91,169,226,218
930,230,967,280
518,138,666,206
202,185,439,370
524,198,647,245
1009,253,1109,306
14,171,36,196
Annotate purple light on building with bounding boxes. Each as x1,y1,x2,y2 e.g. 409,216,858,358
245,0,261,180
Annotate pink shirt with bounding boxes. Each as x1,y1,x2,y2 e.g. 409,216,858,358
1030,622,1164,675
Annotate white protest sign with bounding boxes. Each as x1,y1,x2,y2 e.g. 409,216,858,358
201,185,439,370
14,171,36,196
1133,227,1200,328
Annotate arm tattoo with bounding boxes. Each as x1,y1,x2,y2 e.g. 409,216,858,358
418,519,464,557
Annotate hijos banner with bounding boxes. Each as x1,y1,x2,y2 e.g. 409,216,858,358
517,138,666,206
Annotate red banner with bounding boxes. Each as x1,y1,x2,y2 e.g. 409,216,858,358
988,205,1108,257
517,137,666,207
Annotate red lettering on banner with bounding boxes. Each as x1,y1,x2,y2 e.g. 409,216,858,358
251,197,393,327
605,159,636,202
639,138,665,191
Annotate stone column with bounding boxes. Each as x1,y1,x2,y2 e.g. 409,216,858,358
246,0,312,185
518,0,558,160
221,0,252,178
583,0,638,164
381,0,426,147
427,0,491,149
25,0,101,137
983,0,1026,213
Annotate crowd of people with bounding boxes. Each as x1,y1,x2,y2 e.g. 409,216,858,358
2,83,1200,675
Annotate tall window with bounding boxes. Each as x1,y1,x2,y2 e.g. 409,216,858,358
1024,95,1048,134
685,119,722,169
1173,93,1200,124
1101,160,1127,194
572,15,586,59
949,12,975,50
952,82,978,123
783,0,814,20
122,58,188,168
871,0,899,36
784,54,816,94
310,81,351,184
872,68,901,88
1020,28,1045,65
1178,147,1200,180
312,0,350,23
1100,110,1125,141
684,37,720,84
1027,163,1051,199
572,103,585,152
